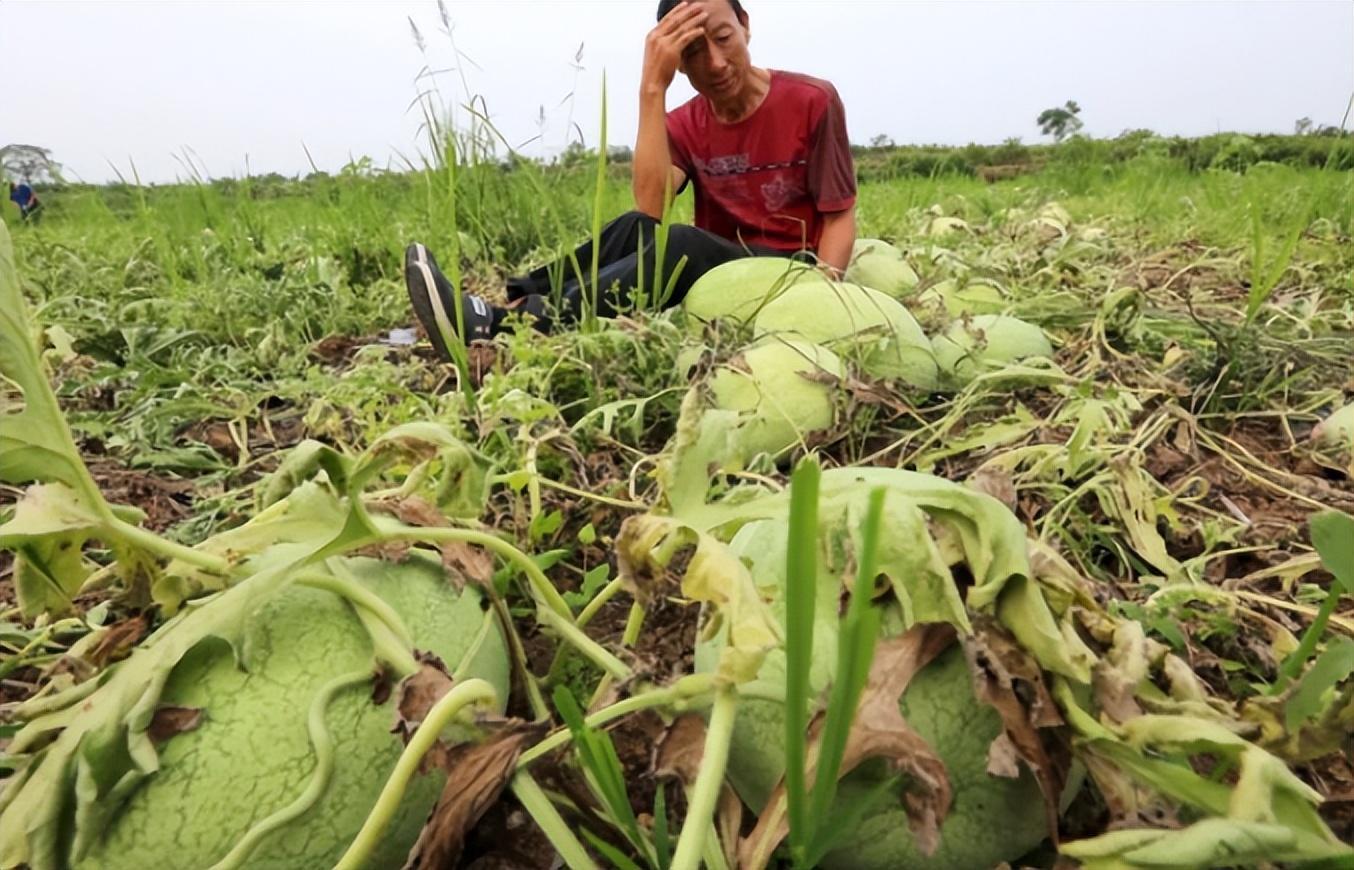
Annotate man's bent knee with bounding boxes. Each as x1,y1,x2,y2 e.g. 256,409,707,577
615,209,660,229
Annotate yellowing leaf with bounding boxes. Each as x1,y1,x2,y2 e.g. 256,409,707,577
0,483,110,616
617,514,779,684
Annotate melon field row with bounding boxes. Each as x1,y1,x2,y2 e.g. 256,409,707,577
1,153,1352,869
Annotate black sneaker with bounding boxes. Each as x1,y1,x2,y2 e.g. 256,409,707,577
404,242,495,361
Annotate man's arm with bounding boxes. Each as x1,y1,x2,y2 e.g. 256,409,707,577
804,83,857,276
634,95,688,219
634,3,704,218
816,207,857,278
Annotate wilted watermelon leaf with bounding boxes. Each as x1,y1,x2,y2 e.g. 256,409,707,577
0,220,111,519
0,484,107,616
617,513,779,685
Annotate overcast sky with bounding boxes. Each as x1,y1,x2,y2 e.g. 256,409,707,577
3,0,1351,184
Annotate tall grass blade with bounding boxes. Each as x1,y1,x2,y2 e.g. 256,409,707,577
653,783,672,870
553,685,654,865
806,486,886,865
783,456,821,861
586,72,608,331
1273,510,1354,690
1244,200,1305,326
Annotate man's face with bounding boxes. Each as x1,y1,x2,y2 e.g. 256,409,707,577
678,0,751,100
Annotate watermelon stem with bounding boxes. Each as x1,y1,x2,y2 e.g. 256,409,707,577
334,678,500,870
670,685,739,870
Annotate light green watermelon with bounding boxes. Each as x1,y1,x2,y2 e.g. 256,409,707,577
708,338,844,461
845,238,920,300
73,553,510,870
931,315,1053,386
683,257,832,325
753,281,938,391
694,517,1050,870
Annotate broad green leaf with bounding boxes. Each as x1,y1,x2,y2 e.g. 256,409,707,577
259,439,351,508
433,437,491,519
157,480,349,611
859,490,970,632
995,573,1094,683
658,390,740,517
673,464,1092,680
0,220,110,518
1284,637,1354,732
1115,715,1336,842
1309,510,1354,594
359,422,491,518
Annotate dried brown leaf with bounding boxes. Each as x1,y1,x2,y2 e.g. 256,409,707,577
1093,621,1149,724
967,464,1017,511
652,713,707,786
440,542,494,590
716,784,744,868
379,496,446,528
393,654,457,773
1081,750,1182,830
848,626,956,856
402,719,546,870
837,371,917,415
370,665,394,706
372,496,493,589
148,705,203,743
352,539,413,563
651,713,742,867
84,614,149,669
962,618,1069,844
987,730,1022,778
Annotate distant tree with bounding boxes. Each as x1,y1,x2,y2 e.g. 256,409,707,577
339,156,381,178
0,144,64,184
869,133,896,149
557,141,593,168
1294,117,1314,136
1036,101,1084,142
992,137,1031,165
607,145,634,163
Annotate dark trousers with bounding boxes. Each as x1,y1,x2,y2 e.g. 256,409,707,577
499,211,794,333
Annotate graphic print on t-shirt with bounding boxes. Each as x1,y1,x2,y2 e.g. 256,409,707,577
695,153,751,176
760,173,806,212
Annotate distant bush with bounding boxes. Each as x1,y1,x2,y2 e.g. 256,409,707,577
850,130,1351,182
1209,135,1264,172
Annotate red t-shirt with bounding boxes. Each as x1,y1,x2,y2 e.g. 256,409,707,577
666,70,856,253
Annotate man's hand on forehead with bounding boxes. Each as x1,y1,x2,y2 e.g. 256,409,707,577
643,0,708,92
662,2,707,38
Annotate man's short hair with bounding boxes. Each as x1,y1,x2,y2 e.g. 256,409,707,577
657,0,746,23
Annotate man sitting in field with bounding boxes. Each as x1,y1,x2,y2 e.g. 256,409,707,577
404,0,857,359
